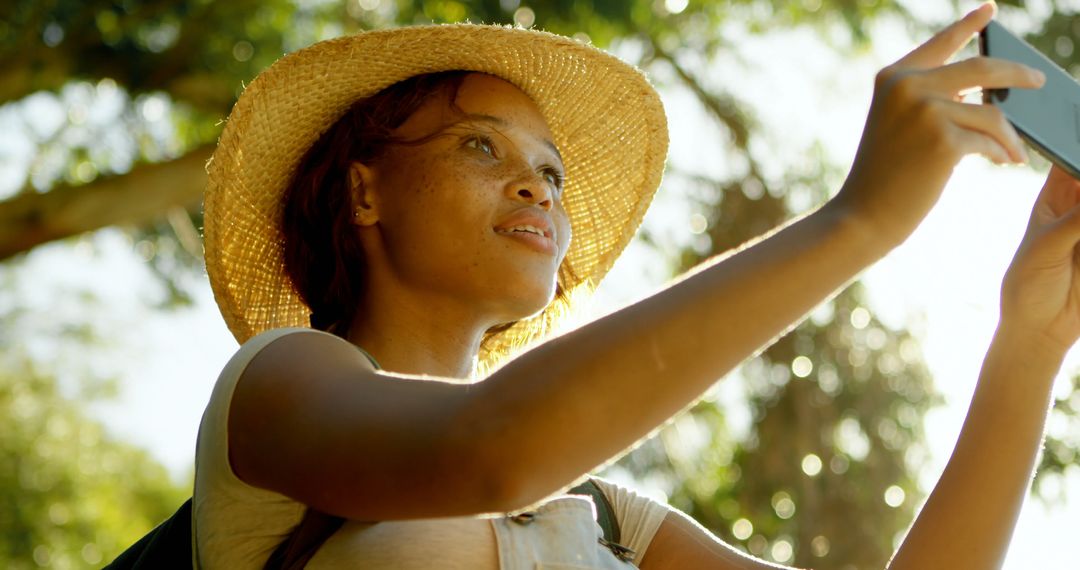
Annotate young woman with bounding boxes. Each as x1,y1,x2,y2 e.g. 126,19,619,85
195,3,1070,568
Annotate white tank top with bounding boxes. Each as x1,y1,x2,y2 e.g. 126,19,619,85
192,327,670,569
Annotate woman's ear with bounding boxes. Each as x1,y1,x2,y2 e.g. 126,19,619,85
349,162,379,227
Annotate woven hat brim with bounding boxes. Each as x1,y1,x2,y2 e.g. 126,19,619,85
203,24,668,365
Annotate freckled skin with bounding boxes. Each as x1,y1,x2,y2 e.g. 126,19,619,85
351,73,572,328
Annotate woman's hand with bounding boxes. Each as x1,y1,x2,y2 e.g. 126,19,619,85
1000,165,1080,357
835,2,1046,247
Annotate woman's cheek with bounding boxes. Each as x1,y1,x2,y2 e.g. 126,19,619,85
557,211,572,255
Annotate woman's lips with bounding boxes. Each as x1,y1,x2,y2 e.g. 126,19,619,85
493,208,558,256
495,228,558,255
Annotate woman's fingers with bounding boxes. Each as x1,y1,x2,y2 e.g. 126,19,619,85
938,100,1026,163
897,2,996,69
946,122,1013,165
920,56,1045,96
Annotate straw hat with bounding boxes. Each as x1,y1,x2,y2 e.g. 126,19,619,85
203,23,668,368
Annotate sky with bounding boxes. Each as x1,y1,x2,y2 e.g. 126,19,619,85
5,2,1080,568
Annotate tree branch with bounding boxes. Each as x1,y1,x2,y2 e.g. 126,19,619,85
0,145,215,262
646,35,758,151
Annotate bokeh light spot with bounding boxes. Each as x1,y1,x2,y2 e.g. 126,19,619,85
748,534,768,556
801,453,822,477
792,355,813,378
850,306,871,329
771,538,794,563
665,0,690,14
830,454,850,474
772,491,796,519
689,213,708,234
513,7,536,27
232,41,254,62
82,543,103,565
732,518,753,540
884,485,906,508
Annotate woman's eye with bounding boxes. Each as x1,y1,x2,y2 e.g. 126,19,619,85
542,168,564,192
465,136,495,156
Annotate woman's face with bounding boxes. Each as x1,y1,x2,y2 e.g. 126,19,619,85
354,73,572,325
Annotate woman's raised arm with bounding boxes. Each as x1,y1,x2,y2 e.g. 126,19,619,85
886,166,1080,570
474,2,1046,507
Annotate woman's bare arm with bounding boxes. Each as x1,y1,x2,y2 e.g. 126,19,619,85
639,509,795,570
886,166,1080,569
886,329,1061,570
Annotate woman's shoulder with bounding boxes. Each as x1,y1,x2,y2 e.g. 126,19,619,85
208,328,314,397
196,327,340,481
235,326,341,361
194,328,317,567
229,327,380,376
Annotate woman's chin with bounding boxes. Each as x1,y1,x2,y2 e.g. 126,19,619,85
491,289,558,323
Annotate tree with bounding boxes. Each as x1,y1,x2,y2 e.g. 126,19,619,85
0,0,898,261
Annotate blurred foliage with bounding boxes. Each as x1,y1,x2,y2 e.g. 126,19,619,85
0,343,187,569
0,264,189,568
1037,373,1080,503
5,0,1080,569
614,285,937,568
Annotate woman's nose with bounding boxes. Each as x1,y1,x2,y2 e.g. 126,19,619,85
506,168,553,210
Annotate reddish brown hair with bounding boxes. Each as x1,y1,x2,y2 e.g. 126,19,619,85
281,71,568,346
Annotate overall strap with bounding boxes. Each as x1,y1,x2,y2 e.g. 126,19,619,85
567,478,620,545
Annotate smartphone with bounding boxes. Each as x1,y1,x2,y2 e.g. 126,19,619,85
980,20,1080,178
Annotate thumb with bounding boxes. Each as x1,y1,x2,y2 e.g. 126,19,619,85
1035,200,1080,255
1031,166,1080,224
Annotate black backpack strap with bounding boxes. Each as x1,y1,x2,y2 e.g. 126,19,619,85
104,498,194,569
263,509,344,570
